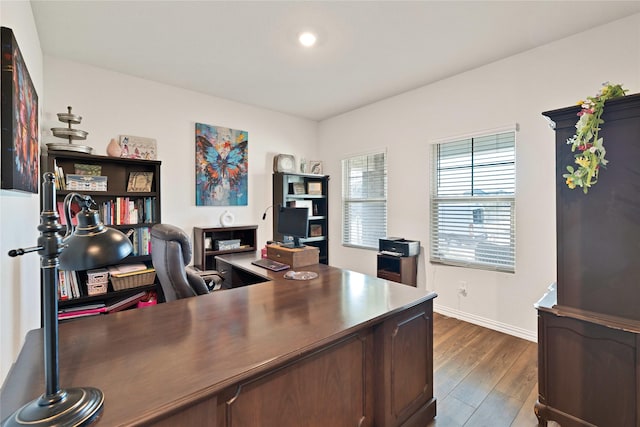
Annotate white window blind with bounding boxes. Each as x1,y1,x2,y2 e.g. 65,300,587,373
430,131,516,272
342,151,387,249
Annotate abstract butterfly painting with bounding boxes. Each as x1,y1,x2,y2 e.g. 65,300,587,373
195,123,248,206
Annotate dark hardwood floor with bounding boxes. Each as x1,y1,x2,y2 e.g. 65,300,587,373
427,313,559,427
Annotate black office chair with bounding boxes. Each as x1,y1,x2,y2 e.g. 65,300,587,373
150,224,222,302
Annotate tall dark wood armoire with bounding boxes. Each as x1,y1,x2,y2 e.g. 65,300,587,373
535,93,640,427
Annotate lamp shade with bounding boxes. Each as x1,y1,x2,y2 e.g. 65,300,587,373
59,207,132,271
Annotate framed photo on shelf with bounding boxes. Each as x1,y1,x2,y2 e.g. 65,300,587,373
309,224,323,237
119,135,157,160
1,27,39,194
127,172,154,192
308,161,323,175
307,182,322,195
292,182,306,195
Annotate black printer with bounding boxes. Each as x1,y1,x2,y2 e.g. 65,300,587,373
378,237,420,257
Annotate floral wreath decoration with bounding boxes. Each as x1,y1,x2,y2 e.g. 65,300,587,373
563,82,627,193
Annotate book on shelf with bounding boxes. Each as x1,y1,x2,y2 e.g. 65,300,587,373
58,307,106,320
57,291,150,320
69,270,81,299
57,201,80,226
105,291,148,313
59,303,106,313
58,270,69,301
53,160,65,190
58,270,84,300
99,197,156,226
124,228,151,256
59,270,75,300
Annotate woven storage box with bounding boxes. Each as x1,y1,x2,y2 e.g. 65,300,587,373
110,268,156,291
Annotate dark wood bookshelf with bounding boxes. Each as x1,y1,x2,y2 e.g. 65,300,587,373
193,225,258,271
273,172,330,264
41,150,162,318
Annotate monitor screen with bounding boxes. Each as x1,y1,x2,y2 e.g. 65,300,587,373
277,206,309,248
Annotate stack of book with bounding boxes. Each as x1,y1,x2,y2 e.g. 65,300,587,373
58,270,83,300
52,160,66,190
58,291,149,321
125,227,152,256
99,197,156,225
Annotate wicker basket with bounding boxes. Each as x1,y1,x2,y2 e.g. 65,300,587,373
110,268,156,291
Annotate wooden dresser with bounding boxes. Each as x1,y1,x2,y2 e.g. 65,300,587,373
536,94,640,427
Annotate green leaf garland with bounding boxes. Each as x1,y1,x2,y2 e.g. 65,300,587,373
562,82,627,193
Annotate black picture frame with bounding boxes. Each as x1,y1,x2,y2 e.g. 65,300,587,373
1,27,39,193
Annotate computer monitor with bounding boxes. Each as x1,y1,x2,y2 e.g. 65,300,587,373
277,206,309,248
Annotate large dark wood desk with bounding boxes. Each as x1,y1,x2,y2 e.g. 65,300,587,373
1,254,437,426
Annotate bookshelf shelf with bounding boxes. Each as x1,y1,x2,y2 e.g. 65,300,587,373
56,190,157,197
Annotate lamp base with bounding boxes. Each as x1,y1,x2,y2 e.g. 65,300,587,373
2,387,103,427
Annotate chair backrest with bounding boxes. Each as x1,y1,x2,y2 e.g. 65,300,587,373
150,224,202,302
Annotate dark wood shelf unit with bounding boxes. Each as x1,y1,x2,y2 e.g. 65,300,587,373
377,254,418,287
535,93,640,427
193,225,258,271
41,150,162,315
273,172,329,264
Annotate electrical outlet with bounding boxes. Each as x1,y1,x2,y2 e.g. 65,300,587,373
458,281,468,297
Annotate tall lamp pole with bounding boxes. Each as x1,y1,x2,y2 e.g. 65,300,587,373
3,173,132,427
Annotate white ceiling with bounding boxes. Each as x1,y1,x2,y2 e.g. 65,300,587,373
31,1,640,121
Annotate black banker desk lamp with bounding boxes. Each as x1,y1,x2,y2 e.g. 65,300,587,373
4,172,133,427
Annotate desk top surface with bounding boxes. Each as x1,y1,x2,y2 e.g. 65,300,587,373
1,256,436,425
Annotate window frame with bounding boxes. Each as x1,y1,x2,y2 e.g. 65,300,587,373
429,128,516,272
341,149,388,250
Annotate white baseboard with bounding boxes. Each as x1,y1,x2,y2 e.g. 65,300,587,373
434,304,537,343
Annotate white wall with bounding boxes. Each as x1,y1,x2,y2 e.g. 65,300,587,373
318,13,640,341
42,56,318,251
0,1,43,388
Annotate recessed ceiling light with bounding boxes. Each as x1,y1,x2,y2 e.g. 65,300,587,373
298,32,317,47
